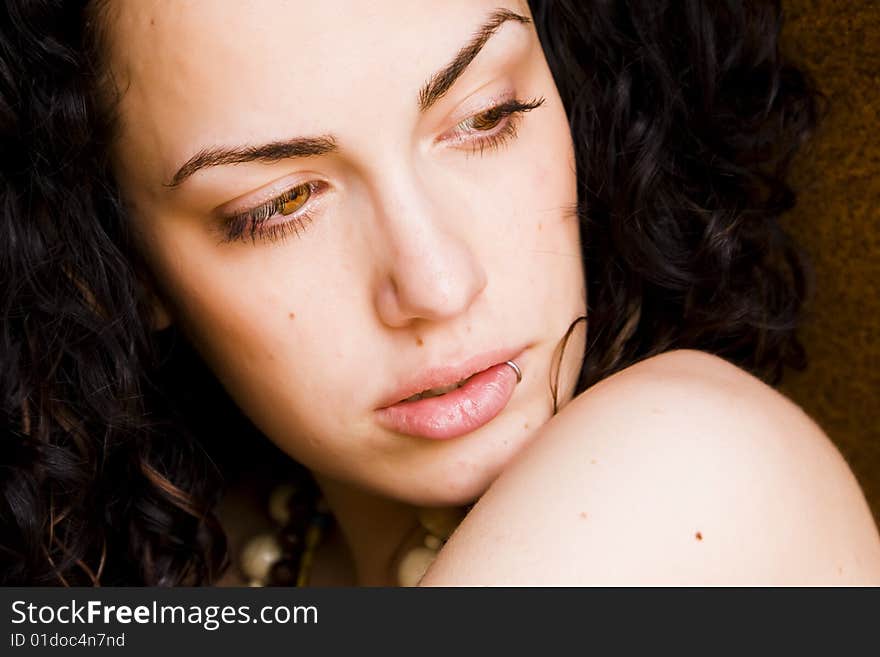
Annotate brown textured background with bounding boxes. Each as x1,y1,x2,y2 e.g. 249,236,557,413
777,2,880,527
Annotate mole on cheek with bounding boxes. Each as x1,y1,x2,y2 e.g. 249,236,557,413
288,312,296,320
416,337,424,346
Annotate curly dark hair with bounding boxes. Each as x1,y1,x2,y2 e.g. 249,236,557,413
1,0,824,585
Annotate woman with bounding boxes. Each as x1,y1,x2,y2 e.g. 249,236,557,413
2,0,879,586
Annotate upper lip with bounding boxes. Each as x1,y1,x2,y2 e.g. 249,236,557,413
376,345,526,409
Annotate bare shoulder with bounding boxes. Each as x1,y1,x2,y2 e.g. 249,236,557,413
420,349,880,585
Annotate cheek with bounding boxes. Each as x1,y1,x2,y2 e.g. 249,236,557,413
158,259,363,461
516,119,584,300
535,122,579,238
139,222,349,408
515,145,579,250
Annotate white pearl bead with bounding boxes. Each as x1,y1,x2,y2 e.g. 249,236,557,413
268,483,299,525
424,534,442,550
397,547,438,587
240,533,282,581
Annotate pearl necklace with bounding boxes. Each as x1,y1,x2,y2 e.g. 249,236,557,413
237,481,469,586
237,480,331,587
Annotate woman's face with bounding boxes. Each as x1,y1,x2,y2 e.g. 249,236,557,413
104,0,586,505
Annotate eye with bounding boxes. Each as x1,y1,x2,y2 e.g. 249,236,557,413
219,181,324,245
444,96,545,155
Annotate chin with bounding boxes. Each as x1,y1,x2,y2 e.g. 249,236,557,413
405,432,539,508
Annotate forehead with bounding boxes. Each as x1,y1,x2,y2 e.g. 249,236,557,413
103,0,531,192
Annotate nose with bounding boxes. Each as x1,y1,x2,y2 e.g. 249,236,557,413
372,173,488,329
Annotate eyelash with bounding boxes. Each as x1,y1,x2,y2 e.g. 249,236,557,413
220,95,546,245
220,182,323,245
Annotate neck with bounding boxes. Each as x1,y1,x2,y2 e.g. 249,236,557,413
310,473,460,586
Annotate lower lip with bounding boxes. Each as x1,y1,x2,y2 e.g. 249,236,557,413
375,362,520,440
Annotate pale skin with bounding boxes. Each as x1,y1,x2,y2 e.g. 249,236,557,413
422,349,880,585
98,0,880,585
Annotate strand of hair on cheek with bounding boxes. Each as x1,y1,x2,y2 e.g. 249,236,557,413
550,314,588,415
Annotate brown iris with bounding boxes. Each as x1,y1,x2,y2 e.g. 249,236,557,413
280,185,311,215
468,107,505,132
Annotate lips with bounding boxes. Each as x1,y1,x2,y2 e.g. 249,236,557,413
400,374,474,402
376,346,527,410
375,360,521,439
373,346,527,440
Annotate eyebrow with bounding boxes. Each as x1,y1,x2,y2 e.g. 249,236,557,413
164,7,531,189
417,8,531,112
